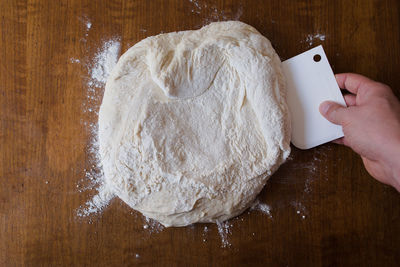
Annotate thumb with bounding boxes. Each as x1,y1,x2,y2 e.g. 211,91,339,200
319,101,348,125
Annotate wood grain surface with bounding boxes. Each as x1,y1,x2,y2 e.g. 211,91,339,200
1,0,400,266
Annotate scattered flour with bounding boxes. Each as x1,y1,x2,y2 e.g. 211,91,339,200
86,21,92,31
216,221,233,248
70,58,80,64
76,36,122,217
251,199,272,218
77,185,114,217
305,33,326,46
88,39,121,87
75,123,104,194
142,217,164,233
202,226,209,242
188,0,243,26
291,201,308,219
78,16,92,38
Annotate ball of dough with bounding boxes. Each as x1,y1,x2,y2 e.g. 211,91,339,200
99,21,291,227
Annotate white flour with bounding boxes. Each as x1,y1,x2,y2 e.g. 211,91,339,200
86,21,92,31
88,40,121,87
188,0,243,26
202,226,209,242
304,33,326,46
70,58,80,64
291,201,308,219
77,37,121,218
251,199,273,218
81,16,92,37
77,185,114,217
216,221,233,248
142,217,164,234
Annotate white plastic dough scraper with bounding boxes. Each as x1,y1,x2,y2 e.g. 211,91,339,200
282,45,346,149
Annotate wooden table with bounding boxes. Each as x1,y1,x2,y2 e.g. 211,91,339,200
1,0,399,266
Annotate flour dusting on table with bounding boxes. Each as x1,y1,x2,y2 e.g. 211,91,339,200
217,221,233,248
88,39,121,87
291,201,308,220
251,199,273,218
188,0,243,26
142,217,165,234
77,37,121,217
304,33,326,46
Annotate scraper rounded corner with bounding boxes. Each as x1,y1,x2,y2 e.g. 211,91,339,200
290,139,313,150
291,132,344,150
291,141,326,150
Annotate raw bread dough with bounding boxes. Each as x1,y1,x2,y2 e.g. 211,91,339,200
98,21,291,227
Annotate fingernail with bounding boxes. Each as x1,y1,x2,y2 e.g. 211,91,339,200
320,102,330,115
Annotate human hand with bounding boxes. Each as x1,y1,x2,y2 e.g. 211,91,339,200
319,73,400,192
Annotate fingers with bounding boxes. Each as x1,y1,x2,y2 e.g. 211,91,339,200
335,73,374,95
332,137,344,145
319,101,348,125
344,94,356,106
332,137,351,147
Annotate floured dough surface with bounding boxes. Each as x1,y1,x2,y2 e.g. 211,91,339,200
98,21,291,227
